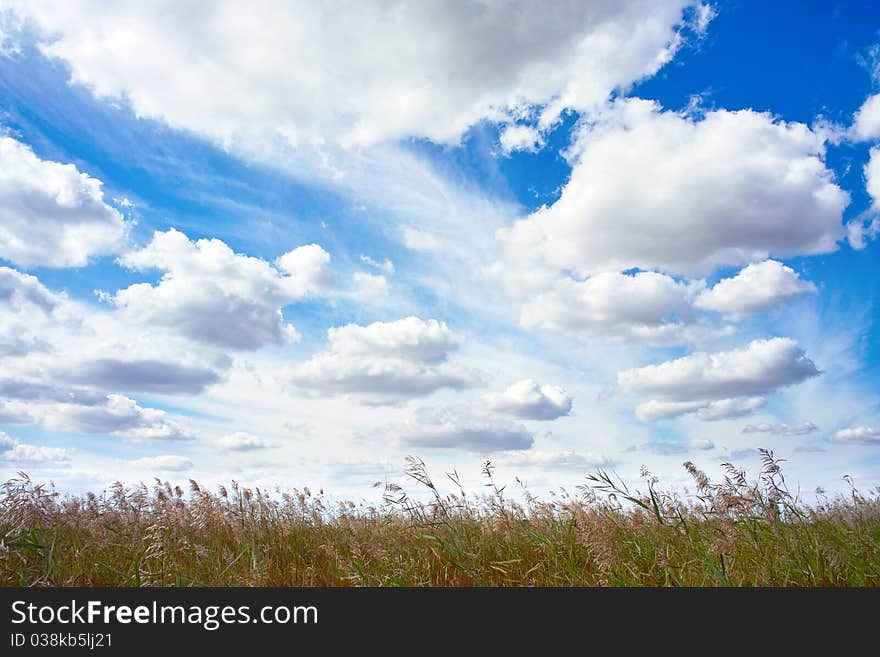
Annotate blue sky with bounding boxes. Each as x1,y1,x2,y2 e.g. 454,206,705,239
0,0,878,497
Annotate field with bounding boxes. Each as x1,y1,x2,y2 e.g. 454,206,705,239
2,451,879,586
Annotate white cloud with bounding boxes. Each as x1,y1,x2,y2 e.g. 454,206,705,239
131,455,193,471
6,1,701,149
691,1,716,33
325,317,459,363
0,136,128,268
275,243,334,289
497,449,613,471
793,444,825,453
695,260,816,319
634,399,708,421
634,396,765,422
619,337,820,402
695,396,766,421
742,421,818,436
64,358,220,395
852,93,880,141
484,378,572,420
401,227,441,253
830,426,880,445
390,407,534,452
627,438,715,454
287,317,474,403
866,147,880,209
215,432,275,451
846,147,880,249
499,124,543,154
0,265,228,405
0,267,65,357
0,431,70,464
360,255,394,275
43,394,196,441
351,272,388,299
518,271,701,343
0,401,31,423
110,229,331,349
499,99,849,280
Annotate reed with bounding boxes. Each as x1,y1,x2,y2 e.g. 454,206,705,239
2,450,878,586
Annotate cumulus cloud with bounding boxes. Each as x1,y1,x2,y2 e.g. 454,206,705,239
5,1,702,149
694,397,767,421
867,147,880,208
288,317,474,403
0,266,228,419
742,421,818,436
327,317,459,362
289,356,473,402
635,396,766,422
131,455,193,471
498,99,849,281
215,432,275,451
43,394,196,441
618,337,820,403
484,379,572,420
0,266,79,361
846,147,880,249
0,401,31,424
518,271,702,343
390,408,534,452
0,378,105,405
67,358,220,395
0,136,128,268
0,431,70,464
110,229,331,349
852,94,880,141
634,399,708,421
694,260,816,319
830,426,880,445
499,124,543,154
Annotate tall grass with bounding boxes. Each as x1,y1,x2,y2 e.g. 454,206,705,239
1,450,878,586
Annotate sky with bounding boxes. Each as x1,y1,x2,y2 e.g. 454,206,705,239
0,0,879,500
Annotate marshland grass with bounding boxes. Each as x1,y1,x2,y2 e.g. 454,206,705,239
1,450,878,586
